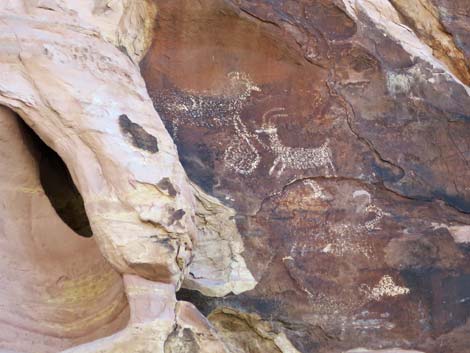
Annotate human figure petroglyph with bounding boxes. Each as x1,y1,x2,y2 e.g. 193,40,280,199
223,114,262,175
256,107,336,177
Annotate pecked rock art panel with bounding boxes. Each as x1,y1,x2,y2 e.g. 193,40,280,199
142,0,382,215
142,0,470,351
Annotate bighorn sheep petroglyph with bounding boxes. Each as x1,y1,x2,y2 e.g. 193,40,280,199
256,107,336,177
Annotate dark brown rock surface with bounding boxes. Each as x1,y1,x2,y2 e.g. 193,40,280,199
141,1,470,352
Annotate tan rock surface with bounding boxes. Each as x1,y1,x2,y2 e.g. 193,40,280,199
62,276,229,353
0,1,255,353
0,0,255,289
0,106,129,353
345,350,425,353
208,308,301,353
2,0,470,352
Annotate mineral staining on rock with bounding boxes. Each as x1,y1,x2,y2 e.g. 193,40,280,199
0,1,255,353
208,307,302,353
0,106,129,353
119,114,159,153
2,0,470,352
141,0,470,352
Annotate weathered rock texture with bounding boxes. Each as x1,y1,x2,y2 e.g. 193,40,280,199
2,0,470,352
141,0,470,352
0,1,254,353
0,106,128,353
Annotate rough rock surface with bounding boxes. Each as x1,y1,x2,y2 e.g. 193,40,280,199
2,0,470,353
0,106,128,353
0,1,254,353
141,0,470,352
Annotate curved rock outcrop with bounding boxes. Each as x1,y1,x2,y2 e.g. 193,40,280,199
0,1,255,352
0,106,128,353
2,0,470,352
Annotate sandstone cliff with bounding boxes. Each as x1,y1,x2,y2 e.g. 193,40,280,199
1,0,470,353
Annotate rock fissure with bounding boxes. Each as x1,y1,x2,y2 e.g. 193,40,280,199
3,0,470,352
388,0,470,85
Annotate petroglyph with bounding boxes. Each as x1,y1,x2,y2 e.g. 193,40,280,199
156,79,337,178
364,204,384,231
153,72,262,175
322,201,385,258
160,71,259,133
223,115,262,176
360,275,410,301
353,190,385,231
323,223,375,259
303,180,327,199
286,200,387,261
256,107,336,177
291,192,387,260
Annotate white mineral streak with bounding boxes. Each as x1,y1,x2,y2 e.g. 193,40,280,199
0,1,255,352
342,0,470,96
448,225,470,243
431,223,470,244
273,333,303,353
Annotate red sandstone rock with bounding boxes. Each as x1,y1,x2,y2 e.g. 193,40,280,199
141,0,470,352
1,0,470,352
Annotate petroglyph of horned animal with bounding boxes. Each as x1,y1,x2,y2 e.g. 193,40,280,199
256,107,336,177
157,71,263,175
163,71,260,137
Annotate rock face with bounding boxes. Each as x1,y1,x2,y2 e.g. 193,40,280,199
0,1,254,353
0,106,128,353
1,0,470,353
140,0,470,352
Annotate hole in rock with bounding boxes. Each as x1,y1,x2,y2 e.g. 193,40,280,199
176,288,217,316
22,121,93,237
0,108,129,353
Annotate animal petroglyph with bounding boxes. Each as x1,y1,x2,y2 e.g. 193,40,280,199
154,72,262,175
161,71,260,134
156,78,337,178
294,192,387,259
353,190,385,231
360,275,410,301
364,204,384,231
256,107,336,177
324,201,385,258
